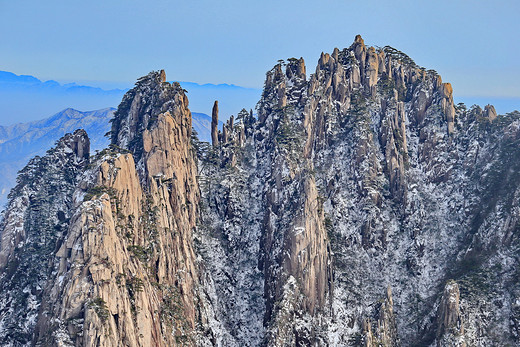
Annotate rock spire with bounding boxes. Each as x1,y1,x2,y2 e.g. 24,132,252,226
211,100,219,147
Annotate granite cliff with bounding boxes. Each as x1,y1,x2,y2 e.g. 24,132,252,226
1,36,519,346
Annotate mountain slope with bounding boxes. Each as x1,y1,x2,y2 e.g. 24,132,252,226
0,130,90,344
0,72,218,346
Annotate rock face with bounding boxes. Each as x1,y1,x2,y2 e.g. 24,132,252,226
360,286,398,347
484,104,497,122
0,72,215,346
1,36,520,346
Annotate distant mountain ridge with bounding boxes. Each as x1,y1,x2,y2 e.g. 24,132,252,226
0,107,114,154
0,71,127,124
0,107,221,208
0,71,126,93
0,108,114,207
0,71,41,84
0,71,261,125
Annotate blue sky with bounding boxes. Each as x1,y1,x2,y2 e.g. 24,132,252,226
0,1,519,106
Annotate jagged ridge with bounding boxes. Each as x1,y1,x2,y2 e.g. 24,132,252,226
0,36,519,347
200,35,520,346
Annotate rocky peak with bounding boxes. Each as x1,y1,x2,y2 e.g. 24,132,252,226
159,69,166,83
285,57,306,81
109,70,194,186
243,35,520,346
62,128,90,160
484,104,497,122
352,34,367,61
109,70,191,161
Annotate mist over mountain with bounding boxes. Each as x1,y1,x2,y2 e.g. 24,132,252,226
0,71,126,124
0,71,260,125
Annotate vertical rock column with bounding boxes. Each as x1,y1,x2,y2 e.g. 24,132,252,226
380,90,408,203
211,100,219,147
361,286,399,347
439,82,456,134
259,58,331,345
437,281,466,347
484,104,497,122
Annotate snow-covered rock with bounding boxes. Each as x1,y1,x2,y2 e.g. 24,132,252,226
1,37,519,346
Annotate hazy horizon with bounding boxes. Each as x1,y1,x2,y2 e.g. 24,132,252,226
1,67,518,126
1,1,519,95
1,1,519,123
0,70,263,124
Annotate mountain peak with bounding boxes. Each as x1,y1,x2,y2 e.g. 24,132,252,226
160,69,166,82
110,70,190,155
354,33,364,45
